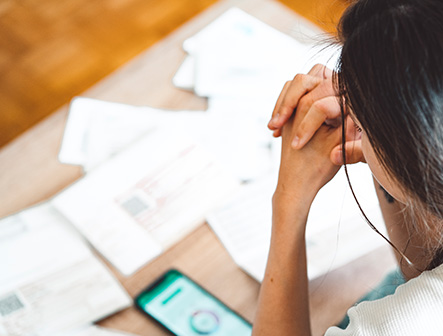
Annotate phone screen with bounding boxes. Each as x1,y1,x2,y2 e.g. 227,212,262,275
135,270,252,336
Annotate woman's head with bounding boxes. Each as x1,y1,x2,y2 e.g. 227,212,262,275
335,0,443,266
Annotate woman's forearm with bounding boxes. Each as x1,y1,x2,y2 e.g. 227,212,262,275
254,70,342,334
252,196,312,336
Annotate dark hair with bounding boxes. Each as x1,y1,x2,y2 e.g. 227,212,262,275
335,0,443,269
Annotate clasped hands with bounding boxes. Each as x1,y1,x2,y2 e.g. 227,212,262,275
269,64,365,212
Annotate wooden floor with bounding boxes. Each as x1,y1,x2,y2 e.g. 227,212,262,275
0,0,347,148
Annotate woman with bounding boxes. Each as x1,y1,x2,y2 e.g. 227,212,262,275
252,0,443,335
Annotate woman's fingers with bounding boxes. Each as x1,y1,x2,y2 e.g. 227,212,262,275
268,74,322,130
308,63,333,79
268,81,291,131
268,65,335,141
330,140,366,165
268,64,332,131
292,96,341,148
272,128,282,138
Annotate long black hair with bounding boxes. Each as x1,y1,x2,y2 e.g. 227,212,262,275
335,0,443,269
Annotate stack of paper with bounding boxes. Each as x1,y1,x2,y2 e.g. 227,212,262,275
59,96,273,182
59,10,340,182
173,8,340,182
55,8,384,284
2,7,353,335
0,205,132,336
3,10,388,336
54,128,239,276
58,98,208,172
174,8,339,98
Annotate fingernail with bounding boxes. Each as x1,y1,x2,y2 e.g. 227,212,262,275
291,136,300,148
269,113,280,127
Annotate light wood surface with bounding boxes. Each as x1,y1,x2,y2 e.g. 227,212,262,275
0,0,396,335
0,0,218,147
0,0,347,147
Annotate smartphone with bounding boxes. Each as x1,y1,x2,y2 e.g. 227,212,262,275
134,269,252,335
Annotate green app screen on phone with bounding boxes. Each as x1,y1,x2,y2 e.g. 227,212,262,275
136,270,252,335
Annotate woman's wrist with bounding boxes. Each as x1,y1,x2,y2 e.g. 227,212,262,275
273,186,316,213
272,190,313,235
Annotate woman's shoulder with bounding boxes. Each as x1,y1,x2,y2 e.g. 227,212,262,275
325,264,443,336
402,262,443,297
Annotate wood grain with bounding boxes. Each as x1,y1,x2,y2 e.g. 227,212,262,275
0,0,347,147
0,0,218,147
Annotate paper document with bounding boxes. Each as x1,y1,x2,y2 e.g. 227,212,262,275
207,177,275,281
174,8,340,98
59,97,206,172
59,97,277,182
208,163,387,281
170,7,340,181
184,8,311,98
172,56,195,91
53,128,239,276
0,204,131,336
191,99,276,181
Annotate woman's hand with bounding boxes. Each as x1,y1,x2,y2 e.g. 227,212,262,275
274,102,342,216
269,64,365,165
268,64,337,140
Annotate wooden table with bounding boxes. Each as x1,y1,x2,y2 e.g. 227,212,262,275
0,0,396,334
